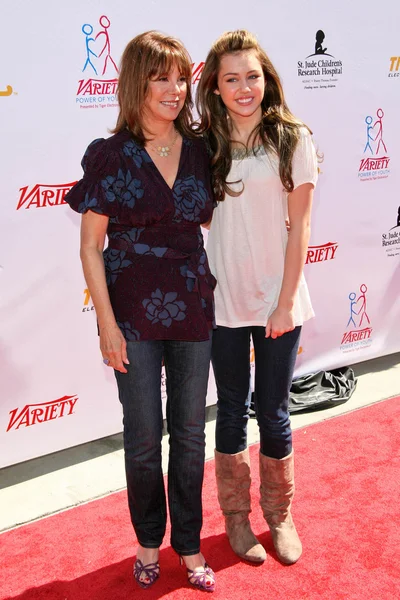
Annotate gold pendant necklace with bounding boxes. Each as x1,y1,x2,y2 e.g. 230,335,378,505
148,129,179,157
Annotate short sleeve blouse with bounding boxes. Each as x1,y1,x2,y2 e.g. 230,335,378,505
65,130,216,342
206,127,318,328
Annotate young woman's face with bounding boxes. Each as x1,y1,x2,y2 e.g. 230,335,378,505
144,64,187,126
216,50,265,120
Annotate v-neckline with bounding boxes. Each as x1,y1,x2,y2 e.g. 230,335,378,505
144,137,186,192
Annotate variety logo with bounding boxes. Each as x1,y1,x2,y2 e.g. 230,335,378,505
76,15,119,109
388,56,400,78
16,182,77,210
306,242,338,264
297,30,343,90
381,205,400,257
340,284,373,353
6,395,78,432
83,288,95,313
358,108,390,182
191,62,205,84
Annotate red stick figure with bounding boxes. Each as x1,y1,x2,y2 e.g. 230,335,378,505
357,284,370,327
95,15,119,75
374,108,387,155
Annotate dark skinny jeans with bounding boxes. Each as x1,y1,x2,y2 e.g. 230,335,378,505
212,326,301,459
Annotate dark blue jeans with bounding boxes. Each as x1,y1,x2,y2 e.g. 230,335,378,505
212,326,301,459
114,335,212,556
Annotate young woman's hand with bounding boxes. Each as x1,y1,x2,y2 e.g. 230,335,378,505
265,307,295,339
100,323,130,373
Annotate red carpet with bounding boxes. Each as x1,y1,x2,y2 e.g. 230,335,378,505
1,397,400,600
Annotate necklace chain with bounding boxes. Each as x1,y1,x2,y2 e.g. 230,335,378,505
148,129,179,157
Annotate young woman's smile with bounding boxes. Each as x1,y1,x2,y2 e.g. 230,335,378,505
216,50,265,121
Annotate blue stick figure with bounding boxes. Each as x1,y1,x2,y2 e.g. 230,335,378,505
346,292,358,328
363,116,374,155
82,24,97,75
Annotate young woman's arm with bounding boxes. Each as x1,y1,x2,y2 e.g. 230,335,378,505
265,182,314,339
80,211,129,372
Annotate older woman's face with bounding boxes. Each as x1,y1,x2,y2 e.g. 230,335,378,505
144,64,187,126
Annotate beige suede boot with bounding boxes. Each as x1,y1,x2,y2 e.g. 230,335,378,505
215,449,266,563
259,451,302,564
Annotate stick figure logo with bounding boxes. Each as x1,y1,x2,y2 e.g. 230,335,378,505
341,284,373,349
358,107,390,181
346,284,370,330
363,108,388,156
81,15,119,76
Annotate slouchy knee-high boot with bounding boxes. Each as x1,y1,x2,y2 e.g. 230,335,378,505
259,451,302,564
215,449,266,563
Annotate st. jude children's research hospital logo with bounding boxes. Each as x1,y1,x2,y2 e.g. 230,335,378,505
358,108,390,181
297,30,343,90
382,206,400,258
340,284,372,353
76,15,119,109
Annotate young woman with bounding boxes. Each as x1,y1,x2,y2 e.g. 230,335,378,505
65,31,216,592
196,30,318,565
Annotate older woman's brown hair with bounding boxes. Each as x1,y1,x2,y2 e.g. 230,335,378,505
112,31,194,143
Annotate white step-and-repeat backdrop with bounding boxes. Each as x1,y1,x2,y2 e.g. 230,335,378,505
1,0,399,467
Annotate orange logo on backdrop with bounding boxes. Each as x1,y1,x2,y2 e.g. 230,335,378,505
83,288,95,312
389,57,400,76
7,395,78,432
0,85,14,96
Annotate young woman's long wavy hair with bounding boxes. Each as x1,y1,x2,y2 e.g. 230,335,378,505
112,31,194,143
196,30,311,202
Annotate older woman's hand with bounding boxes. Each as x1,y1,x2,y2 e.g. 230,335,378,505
100,323,130,373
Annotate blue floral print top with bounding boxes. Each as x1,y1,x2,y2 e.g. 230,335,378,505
65,130,216,342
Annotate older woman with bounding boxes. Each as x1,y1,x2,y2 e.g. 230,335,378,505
65,31,216,592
